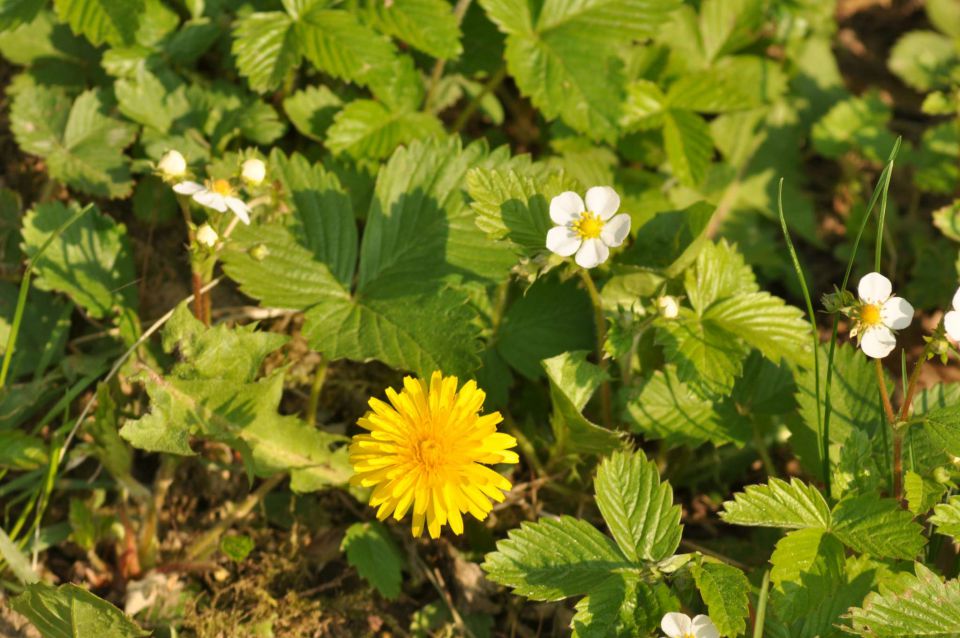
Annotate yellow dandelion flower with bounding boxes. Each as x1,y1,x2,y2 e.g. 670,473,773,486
349,371,519,538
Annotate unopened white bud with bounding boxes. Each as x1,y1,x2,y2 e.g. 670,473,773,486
241,158,266,186
157,150,187,180
657,295,680,319
196,223,219,248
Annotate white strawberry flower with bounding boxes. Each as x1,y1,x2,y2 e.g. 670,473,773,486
195,223,219,248
661,612,720,638
546,186,630,269
658,295,680,319
157,150,187,181
173,179,251,225
241,158,266,186
943,286,960,342
853,272,914,359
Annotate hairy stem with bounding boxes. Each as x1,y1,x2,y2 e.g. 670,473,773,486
578,269,612,429
306,356,328,427
874,358,901,500
451,65,508,133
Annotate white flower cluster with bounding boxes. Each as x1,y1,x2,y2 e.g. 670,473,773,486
157,150,267,226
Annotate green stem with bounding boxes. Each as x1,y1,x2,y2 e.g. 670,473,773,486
753,570,771,638
451,65,508,133
306,356,328,427
578,269,612,429
752,419,777,478
422,0,474,112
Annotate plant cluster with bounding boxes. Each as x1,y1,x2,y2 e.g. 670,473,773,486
0,0,960,637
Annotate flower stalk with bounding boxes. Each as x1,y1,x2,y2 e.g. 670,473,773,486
578,269,612,430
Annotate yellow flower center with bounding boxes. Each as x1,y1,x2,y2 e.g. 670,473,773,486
572,211,604,239
211,179,232,196
861,303,882,327
415,437,445,471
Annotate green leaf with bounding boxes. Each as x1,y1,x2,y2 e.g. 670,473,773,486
12,582,148,637
0,282,69,381
831,495,926,560
621,79,666,130
326,99,444,160
303,282,485,378
655,309,748,398
0,526,39,584
684,240,757,313
915,122,959,196
571,574,669,638
594,450,681,563
693,562,750,637
930,496,960,541
11,86,136,198
21,201,137,320
268,149,358,288
621,201,714,277
341,521,405,599
662,109,712,187
231,11,300,93
905,470,946,516
0,0,44,31
366,0,462,59
220,534,255,562
847,564,960,637
888,30,960,92
482,0,678,141
283,85,343,141
921,404,960,459
769,528,846,622
665,72,754,113
704,291,812,367
466,166,578,254
0,431,48,470
121,306,351,490
297,6,399,89
481,516,630,601
53,0,144,46
625,366,745,447
812,92,898,163
542,352,624,456
496,274,594,379
721,478,831,529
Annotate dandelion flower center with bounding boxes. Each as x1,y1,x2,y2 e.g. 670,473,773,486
572,211,604,239
211,178,232,196
349,372,519,538
861,303,882,327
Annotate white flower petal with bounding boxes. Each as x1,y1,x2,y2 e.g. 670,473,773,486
575,237,610,269
549,191,585,225
691,615,720,638
881,296,913,330
946,310,960,342
952,286,960,312
585,186,620,220
661,612,693,637
225,197,251,225
546,226,581,256
600,213,630,247
857,272,892,304
173,181,204,195
193,190,228,213
860,325,896,359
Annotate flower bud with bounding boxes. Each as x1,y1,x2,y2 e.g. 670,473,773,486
157,150,187,180
196,223,218,248
241,158,266,186
250,243,269,262
657,295,680,319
